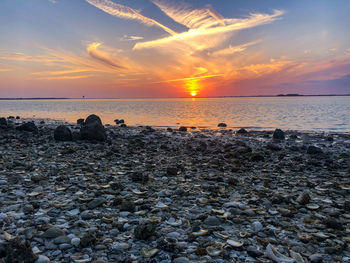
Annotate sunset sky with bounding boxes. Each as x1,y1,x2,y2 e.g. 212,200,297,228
0,0,349,98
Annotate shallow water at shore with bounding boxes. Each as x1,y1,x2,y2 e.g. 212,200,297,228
1,96,350,131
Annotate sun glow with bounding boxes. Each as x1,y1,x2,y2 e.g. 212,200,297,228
191,92,197,96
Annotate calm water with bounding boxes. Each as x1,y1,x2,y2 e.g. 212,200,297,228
0,97,349,131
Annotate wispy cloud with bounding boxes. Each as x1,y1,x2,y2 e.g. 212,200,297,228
152,0,225,29
134,10,283,50
85,0,177,35
87,42,126,69
212,40,261,56
153,74,224,83
121,35,144,41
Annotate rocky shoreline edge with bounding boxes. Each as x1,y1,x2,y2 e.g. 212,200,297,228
0,115,350,263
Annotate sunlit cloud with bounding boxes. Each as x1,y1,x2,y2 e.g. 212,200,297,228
85,0,177,35
37,75,93,80
153,74,224,83
134,10,283,50
0,52,62,63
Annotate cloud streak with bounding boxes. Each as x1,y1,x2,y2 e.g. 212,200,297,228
134,10,284,50
85,0,177,35
87,42,126,69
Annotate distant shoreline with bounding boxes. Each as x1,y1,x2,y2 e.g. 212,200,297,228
1,94,350,100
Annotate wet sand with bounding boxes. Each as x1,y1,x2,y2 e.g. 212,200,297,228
0,117,350,263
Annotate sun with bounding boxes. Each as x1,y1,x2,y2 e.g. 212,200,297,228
191,92,197,97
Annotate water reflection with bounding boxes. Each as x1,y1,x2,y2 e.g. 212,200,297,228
0,97,350,131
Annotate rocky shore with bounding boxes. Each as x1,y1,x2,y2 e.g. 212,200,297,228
0,115,350,263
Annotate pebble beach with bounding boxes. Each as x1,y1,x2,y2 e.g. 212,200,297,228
1,115,350,263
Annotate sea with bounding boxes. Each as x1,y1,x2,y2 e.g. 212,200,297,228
0,96,349,132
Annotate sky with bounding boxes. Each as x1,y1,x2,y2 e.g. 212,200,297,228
0,0,349,98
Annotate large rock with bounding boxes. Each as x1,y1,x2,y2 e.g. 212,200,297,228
77,118,84,125
273,129,285,140
0,117,7,128
16,122,38,132
80,115,106,141
85,114,102,125
54,125,72,141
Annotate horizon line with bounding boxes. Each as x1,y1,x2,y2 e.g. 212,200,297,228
1,94,350,100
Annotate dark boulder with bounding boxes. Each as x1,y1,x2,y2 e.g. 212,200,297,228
179,126,187,132
273,129,285,140
120,123,127,128
237,128,248,134
0,117,7,128
16,122,38,132
80,115,106,142
54,125,72,141
16,116,20,119
85,114,102,125
307,146,323,155
218,123,227,127
77,118,84,125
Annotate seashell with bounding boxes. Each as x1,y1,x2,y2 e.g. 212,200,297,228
132,189,147,195
306,204,319,210
227,240,244,248
297,233,312,241
192,229,208,237
341,185,350,191
155,202,168,209
197,198,209,204
141,248,159,258
167,218,182,226
268,208,278,215
206,246,222,257
28,192,40,197
165,237,178,245
312,232,329,240
32,246,41,254
315,186,327,192
214,232,229,239
266,244,295,263
211,209,225,215
290,250,305,263
102,217,113,223
239,231,248,238
4,232,13,240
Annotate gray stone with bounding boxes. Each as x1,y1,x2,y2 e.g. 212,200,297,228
42,227,65,238
204,216,220,226
35,255,51,263
173,257,190,263
87,197,106,209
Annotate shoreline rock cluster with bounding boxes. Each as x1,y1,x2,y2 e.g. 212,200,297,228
0,115,350,262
